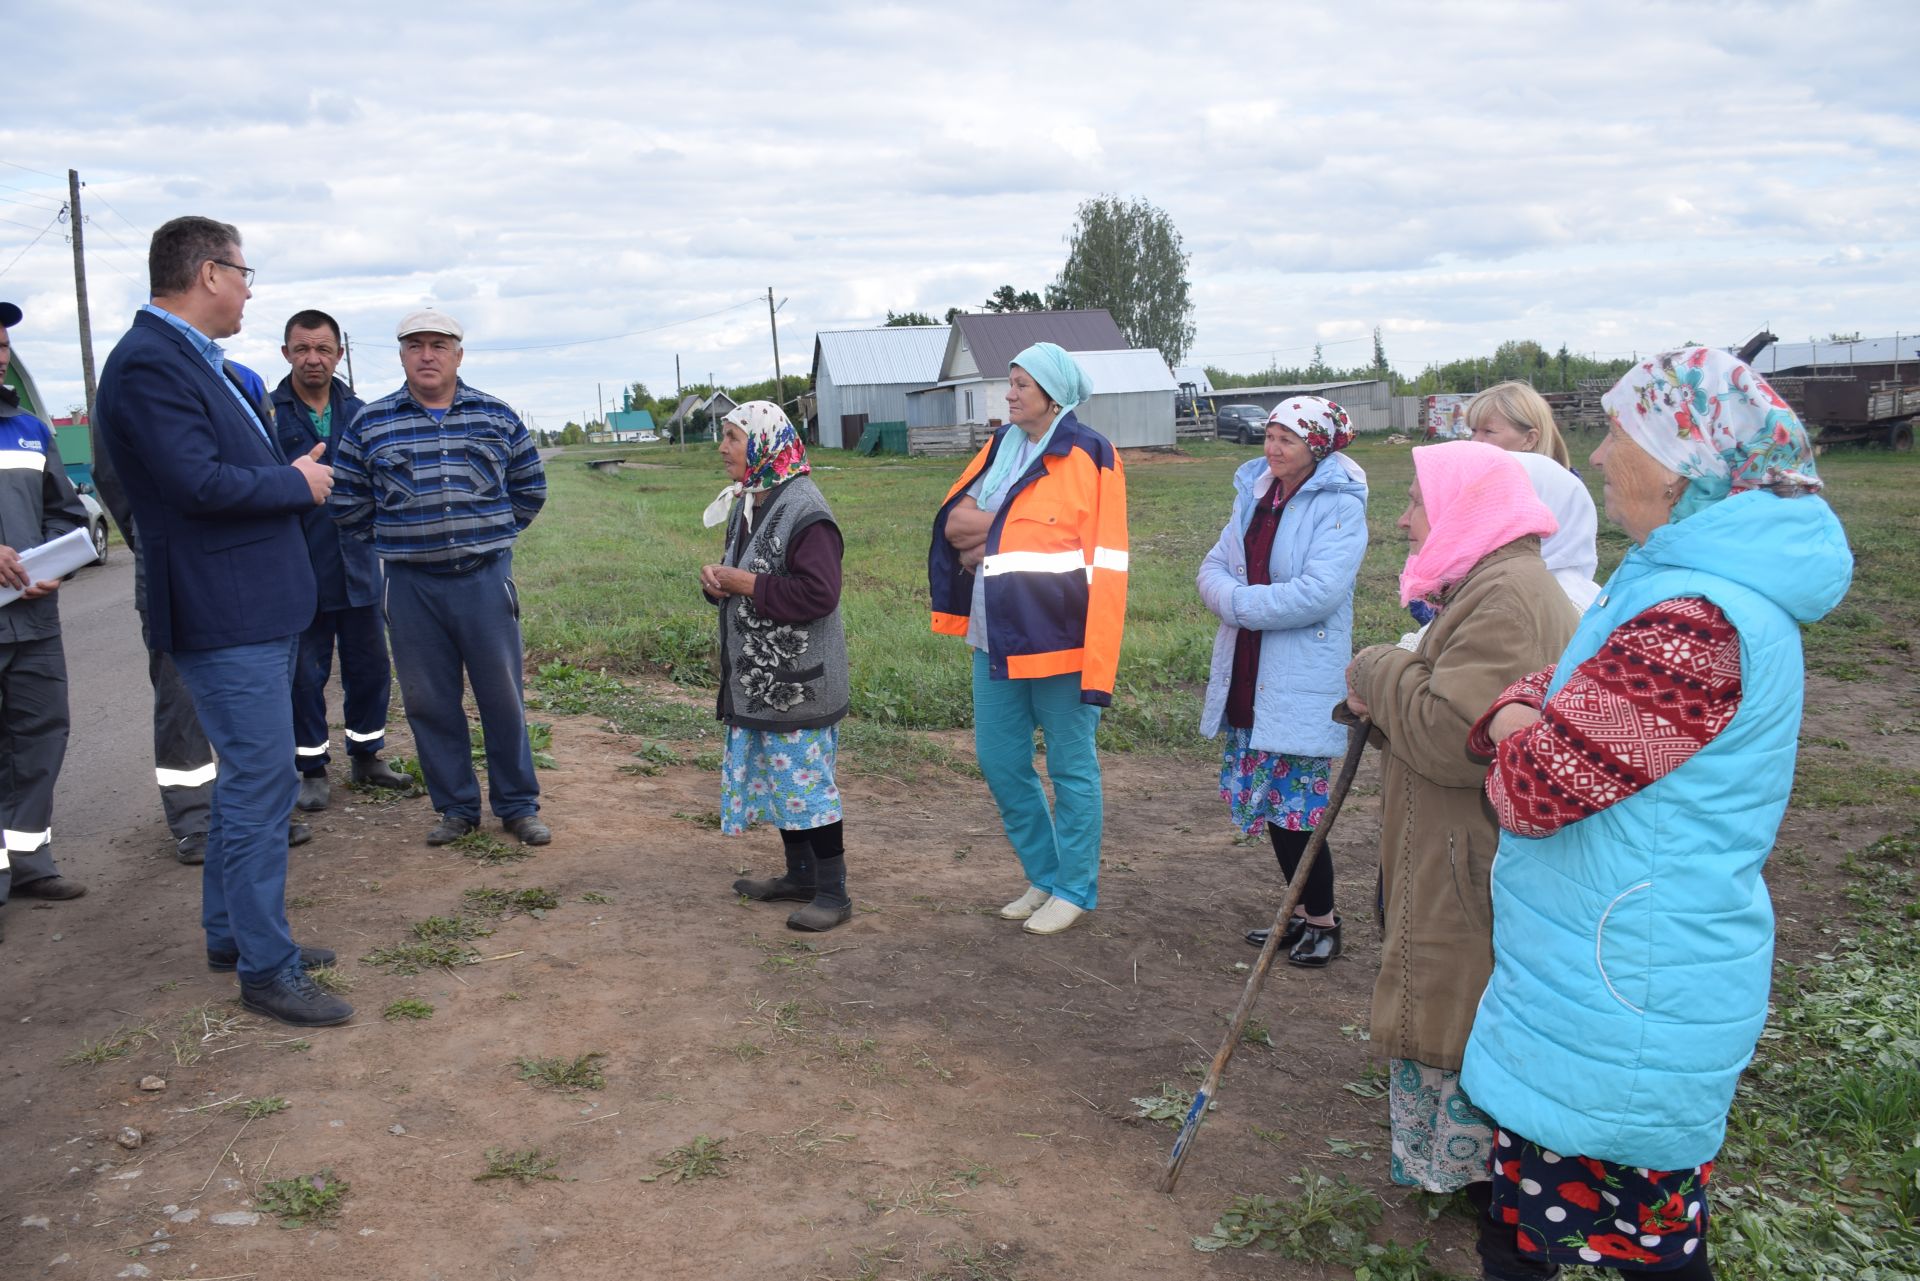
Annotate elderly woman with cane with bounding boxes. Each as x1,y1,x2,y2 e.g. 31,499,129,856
1197,397,1368,966
700,401,853,932
1343,441,1579,1200
1460,349,1852,1281
929,343,1127,936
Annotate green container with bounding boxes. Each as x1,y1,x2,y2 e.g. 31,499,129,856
869,421,908,455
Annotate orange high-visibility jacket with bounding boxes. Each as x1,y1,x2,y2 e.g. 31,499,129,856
928,413,1128,705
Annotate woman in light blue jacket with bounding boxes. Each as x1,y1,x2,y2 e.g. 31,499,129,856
1198,398,1367,967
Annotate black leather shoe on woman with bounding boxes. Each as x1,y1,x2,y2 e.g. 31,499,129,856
1244,914,1311,949
1287,916,1342,968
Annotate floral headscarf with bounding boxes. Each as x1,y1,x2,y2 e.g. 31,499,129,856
1602,347,1821,522
1266,396,1356,460
702,400,810,530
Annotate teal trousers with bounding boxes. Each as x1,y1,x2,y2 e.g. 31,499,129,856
971,650,1104,910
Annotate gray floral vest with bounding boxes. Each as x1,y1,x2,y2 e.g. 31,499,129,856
720,475,849,731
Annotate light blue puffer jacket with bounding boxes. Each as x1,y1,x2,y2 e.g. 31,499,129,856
1460,489,1853,1170
1198,453,1369,759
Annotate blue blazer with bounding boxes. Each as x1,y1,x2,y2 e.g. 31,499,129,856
95,309,318,653
269,375,379,611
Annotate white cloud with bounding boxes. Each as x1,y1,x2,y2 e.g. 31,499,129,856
0,0,1914,418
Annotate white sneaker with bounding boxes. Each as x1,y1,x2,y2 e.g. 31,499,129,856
1022,897,1085,935
999,886,1051,920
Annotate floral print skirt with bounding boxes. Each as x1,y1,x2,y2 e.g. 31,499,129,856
1487,1125,1711,1270
720,725,842,835
1218,728,1331,836
1388,1058,1496,1193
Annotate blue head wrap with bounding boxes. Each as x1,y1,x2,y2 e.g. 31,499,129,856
975,343,1094,503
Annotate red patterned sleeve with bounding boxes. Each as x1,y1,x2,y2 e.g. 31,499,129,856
1484,598,1742,837
1467,666,1558,757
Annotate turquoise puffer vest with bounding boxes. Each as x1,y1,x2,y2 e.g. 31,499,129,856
1460,490,1851,1170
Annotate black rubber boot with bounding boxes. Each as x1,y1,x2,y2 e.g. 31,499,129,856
734,834,814,902
788,854,852,932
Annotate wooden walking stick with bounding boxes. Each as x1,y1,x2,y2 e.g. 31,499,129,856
1158,716,1373,1194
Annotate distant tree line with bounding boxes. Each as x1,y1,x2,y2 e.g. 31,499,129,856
1204,335,1636,397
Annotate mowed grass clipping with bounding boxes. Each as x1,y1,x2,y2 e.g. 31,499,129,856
514,437,1914,757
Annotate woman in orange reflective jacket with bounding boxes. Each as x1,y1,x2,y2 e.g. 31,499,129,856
929,342,1127,936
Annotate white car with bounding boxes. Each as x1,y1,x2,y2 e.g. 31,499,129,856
78,492,110,565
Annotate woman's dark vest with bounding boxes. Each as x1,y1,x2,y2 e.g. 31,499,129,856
720,476,849,731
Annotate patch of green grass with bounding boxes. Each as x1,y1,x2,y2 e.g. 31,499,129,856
514,1051,606,1091
1791,754,1920,811
674,808,724,829
1192,1171,1447,1279
1240,1017,1275,1048
411,913,495,942
256,1168,349,1229
361,940,480,975
1342,1062,1391,1099
580,890,613,904
639,1134,733,1183
242,1096,290,1118
470,720,556,770
308,965,355,994
475,1146,561,1184
383,998,435,1022
61,1023,152,1067
449,829,531,865
462,886,560,916
1130,1082,1200,1128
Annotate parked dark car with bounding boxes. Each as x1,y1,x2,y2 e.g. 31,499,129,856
1215,403,1268,444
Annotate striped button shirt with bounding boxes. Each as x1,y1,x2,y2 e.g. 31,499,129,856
329,380,546,563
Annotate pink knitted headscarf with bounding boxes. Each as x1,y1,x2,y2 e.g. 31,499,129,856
1399,440,1559,606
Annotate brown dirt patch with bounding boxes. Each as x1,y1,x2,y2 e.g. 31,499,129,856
1,670,1895,1279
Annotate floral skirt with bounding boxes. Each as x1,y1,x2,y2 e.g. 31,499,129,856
1218,728,1331,836
1388,1059,1496,1193
719,725,842,835
1487,1125,1711,1269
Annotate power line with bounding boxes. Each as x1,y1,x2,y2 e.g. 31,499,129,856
0,207,65,281
88,191,146,238
0,189,65,210
0,213,57,233
0,159,62,180
467,297,764,352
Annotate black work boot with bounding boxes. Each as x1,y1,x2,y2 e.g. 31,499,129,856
351,756,413,789
295,773,330,812
1287,916,1342,968
734,841,814,902
787,855,852,932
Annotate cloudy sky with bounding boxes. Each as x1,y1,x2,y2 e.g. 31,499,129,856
2,0,1914,429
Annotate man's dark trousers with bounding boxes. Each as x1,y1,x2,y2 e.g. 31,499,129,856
0,636,67,904
384,555,538,823
171,638,300,985
294,605,390,774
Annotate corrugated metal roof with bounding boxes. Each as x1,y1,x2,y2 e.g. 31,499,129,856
1747,335,1920,373
952,309,1128,379
1072,349,1178,395
812,326,950,386
1171,365,1214,393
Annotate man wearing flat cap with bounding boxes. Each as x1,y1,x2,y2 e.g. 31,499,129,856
329,310,550,847
0,299,92,943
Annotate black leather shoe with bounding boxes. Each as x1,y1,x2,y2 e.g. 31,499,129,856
208,944,337,973
175,833,207,865
427,815,476,846
350,756,412,789
1245,915,1311,949
240,968,353,1027
733,874,814,903
1287,917,1343,968
12,875,87,900
288,820,313,848
503,815,551,846
295,774,331,812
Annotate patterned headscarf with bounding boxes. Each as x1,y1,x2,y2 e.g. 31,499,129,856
702,400,810,530
1398,441,1559,606
1602,347,1821,522
1266,396,1356,460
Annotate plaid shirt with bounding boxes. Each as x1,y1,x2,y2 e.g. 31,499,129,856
330,379,545,563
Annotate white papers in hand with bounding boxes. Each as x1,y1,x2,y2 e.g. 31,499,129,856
0,527,96,607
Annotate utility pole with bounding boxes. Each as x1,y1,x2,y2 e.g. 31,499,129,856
66,169,99,426
767,286,784,410
597,382,604,430
342,332,356,392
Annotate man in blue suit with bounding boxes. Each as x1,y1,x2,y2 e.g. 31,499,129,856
96,216,352,1027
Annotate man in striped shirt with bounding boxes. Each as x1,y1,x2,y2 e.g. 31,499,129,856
329,310,549,847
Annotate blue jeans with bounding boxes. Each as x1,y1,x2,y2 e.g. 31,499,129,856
171,638,300,984
971,650,1104,910
384,556,538,822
